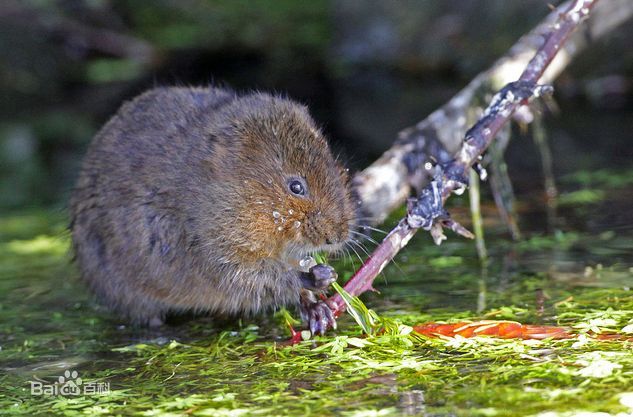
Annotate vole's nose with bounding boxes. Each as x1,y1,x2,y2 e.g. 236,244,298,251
310,209,346,246
325,232,344,245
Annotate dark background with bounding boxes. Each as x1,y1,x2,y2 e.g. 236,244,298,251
1,0,632,211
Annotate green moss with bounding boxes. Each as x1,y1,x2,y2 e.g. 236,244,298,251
562,168,633,189
5,293,631,416
1,172,633,416
428,255,464,268
0,211,65,242
558,189,606,206
513,230,579,252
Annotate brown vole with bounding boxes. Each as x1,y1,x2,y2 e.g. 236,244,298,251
70,87,357,334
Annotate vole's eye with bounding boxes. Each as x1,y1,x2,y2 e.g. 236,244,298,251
288,179,306,196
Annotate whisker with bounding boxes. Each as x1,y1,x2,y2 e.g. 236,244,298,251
354,216,382,222
349,238,391,286
357,225,388,235
343,246,358,272
349,230,381,247
349,238,371,259
345,241,365,266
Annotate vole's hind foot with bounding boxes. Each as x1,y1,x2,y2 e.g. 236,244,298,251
300,290,336,336
123,302,167,328
148,316,165,328
305,300,336,336
300,264,338,292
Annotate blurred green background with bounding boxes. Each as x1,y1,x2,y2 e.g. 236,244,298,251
1,0,632,211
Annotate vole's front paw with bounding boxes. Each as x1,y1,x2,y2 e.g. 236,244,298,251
300,290,336,336
300,264,337,292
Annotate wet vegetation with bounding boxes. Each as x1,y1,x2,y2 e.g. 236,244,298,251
1,168,632,416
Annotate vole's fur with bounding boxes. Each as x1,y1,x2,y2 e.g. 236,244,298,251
70,87,356,329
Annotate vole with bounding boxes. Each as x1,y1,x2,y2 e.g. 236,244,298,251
69,87,357,334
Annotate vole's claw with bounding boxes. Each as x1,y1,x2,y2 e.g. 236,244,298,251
310,301,336,336
300,291,337,336
322,303,336,332
300,264,337,291
309,310,319,335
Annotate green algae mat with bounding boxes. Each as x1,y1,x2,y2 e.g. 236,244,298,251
1,169,632,416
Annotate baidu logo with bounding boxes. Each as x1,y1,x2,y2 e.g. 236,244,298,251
30,369,110,396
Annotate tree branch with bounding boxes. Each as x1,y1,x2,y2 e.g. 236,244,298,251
328,0,603,317
352,0,633,227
